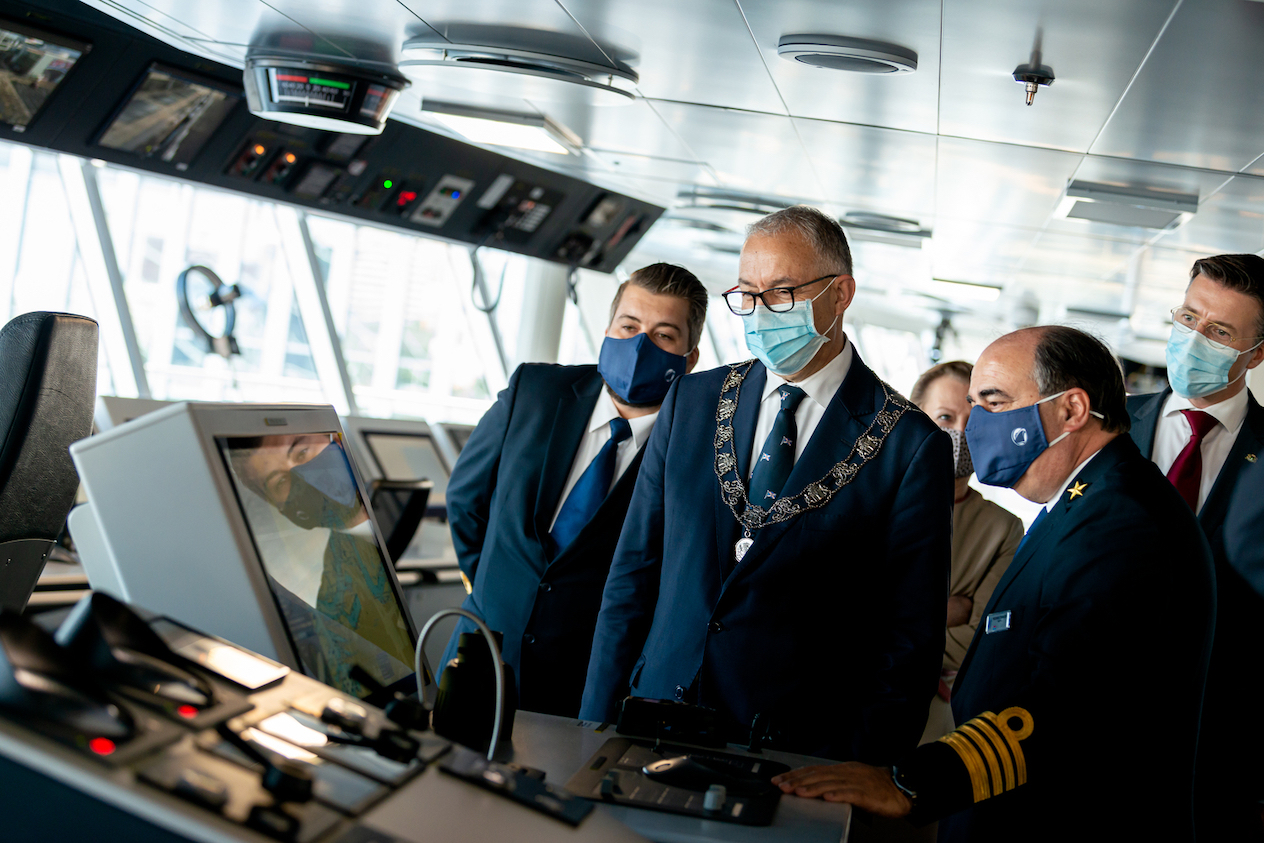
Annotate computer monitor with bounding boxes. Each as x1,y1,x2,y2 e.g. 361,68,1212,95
93,395,175,432
340,416,451,504
68,402,424,700
434,422,474,460
0,19,89,132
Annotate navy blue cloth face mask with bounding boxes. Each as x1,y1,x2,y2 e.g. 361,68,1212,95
279,442,363,530
964,391,1103,488
598,333,688,405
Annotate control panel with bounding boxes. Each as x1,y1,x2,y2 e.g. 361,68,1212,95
410,175,475,228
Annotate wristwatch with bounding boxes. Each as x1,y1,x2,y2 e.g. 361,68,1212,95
890,765,918,806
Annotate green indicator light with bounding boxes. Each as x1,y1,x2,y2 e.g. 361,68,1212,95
383,179,393,189
309,77,352,90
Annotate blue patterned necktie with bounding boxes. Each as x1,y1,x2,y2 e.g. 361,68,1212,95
549,416,633,554
748,385,807,508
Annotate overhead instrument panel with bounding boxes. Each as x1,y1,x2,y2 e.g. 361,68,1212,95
243,57,408,136
477,177,565,245
96,62,241,170
0,17,89,133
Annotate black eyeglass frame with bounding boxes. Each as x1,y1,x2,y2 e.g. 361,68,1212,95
722,274,840,315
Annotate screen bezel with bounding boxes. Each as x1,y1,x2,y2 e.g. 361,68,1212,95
93,60,243,169
179,403,422,699
0,16,91,131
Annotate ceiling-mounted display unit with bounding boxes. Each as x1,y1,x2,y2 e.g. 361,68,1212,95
399,39,637,106
243,57,409,135
1055,180,1198,229
777,35,917,74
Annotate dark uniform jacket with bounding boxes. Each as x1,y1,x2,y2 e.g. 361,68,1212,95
898,435,1215,842
580,354,954,764
1129,388,1264,841
441,363,645,718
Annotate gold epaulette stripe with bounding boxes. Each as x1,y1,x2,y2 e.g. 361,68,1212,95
957,723,1004,797
937,707,1034,803
939,731,991,803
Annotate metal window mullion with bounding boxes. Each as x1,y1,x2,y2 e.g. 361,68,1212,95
58,155,150,399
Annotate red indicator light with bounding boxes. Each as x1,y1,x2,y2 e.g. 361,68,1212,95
397,191,417,205
88,737,116,756
253,144,265,155
176,704,199,719
284,153,297,164
276,74,308,83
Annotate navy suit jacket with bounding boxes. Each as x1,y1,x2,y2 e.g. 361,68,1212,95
912,436,1215,842
442,363,645,717
579,353,954,764
1129,388,1264,839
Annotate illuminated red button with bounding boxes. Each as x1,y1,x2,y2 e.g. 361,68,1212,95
176,704,199,720
88,737,116,756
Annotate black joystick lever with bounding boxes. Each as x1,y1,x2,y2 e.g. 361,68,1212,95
348,664,429,732
216,722,314,804
56,593,214,711
0,610,135,745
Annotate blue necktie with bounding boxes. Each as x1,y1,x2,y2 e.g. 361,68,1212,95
748,386,807,508
1017,506,1048,553
550,417,633,553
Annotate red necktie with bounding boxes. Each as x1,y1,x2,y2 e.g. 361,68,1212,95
1166,409,1218,511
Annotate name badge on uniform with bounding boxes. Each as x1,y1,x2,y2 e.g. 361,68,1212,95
985,611,1011,634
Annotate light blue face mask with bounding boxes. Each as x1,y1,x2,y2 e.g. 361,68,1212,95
1165,322,1263,399
742,277,839,376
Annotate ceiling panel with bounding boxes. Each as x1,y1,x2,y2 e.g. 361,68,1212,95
737,0,942,134
1091,0,1264,172
928,218,1043,280
1021,229,1142,283
934,136,1081,226
793,118,935,217
558,0,785,113
938,0,1179,151
89,0,346,57
396,1,615,67
1154,175,1264,256
648,100,821,199
262,0,432,67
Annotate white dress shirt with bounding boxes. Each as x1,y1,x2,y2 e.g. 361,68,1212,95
748,339,853,476
550,388,657,530
1044,451,1100,513
1151,388,1249,513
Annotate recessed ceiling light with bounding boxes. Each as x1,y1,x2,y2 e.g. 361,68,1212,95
777,35,917,74
841,212,932,247
928,278,1002,302
1055,180,1198,229
400,39,637,106
422,101,581,155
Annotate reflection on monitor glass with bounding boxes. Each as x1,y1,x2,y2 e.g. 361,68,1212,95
98,63,240,169
0,21,88,131
219,432,415,699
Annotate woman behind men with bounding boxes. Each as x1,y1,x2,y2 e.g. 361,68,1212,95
910,361,1023,737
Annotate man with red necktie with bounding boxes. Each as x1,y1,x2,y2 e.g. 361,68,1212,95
1127,253,1264,841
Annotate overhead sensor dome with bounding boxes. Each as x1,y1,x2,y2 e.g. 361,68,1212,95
777,35,917,74
399,39,637,106
244,57,409,135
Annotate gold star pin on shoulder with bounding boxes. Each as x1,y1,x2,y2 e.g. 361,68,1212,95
1067,481,1088,501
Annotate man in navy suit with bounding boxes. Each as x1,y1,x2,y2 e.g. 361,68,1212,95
580,206,954,763
772,326,1215,842
1127,253,1264,840
442,263,708,718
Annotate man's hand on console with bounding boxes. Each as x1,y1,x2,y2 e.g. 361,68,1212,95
771,763,913,818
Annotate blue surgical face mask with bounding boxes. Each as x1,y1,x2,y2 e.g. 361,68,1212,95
743,277,839,376
598,333,688,406
279,442,364,530
964,391,1104,488
1165,322,1262,399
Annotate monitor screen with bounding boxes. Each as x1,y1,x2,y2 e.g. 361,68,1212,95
445,424,474,453
97,63,240,169
363,431,448,501
218,432,416,699
0,20,88,131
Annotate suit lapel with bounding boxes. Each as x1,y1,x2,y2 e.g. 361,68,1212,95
549,446,645,573
533,370,604,551
1198,393,1264,538
714,363,765,574
721,357,880,587
1130,389,1168,459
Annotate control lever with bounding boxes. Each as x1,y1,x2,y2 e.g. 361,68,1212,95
305,701,420,764
348,664,428,732
216,722,314,804
56,593,214,711
0,610,134,744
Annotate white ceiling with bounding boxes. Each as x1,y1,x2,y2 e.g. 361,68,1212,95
81,0,1264,361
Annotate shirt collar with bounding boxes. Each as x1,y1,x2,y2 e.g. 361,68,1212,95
1162,386,1249,435
762,336,854,409
1045,450,1100,512
591,388,657,449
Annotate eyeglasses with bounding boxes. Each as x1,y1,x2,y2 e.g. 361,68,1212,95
723,274,839,316
1170,306,1264,346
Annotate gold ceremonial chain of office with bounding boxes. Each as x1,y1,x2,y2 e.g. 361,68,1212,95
712,360,911,551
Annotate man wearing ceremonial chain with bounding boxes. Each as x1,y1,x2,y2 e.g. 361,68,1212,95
581,205,954,764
